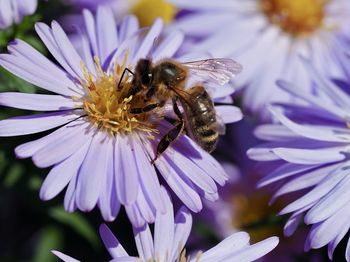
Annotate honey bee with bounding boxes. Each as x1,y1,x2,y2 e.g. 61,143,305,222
119,58,242,163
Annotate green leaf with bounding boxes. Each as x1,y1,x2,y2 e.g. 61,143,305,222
3,163,24,188
49,206,100,249
32,226,63,262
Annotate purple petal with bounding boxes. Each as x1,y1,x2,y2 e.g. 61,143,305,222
110,258,139,262
0,111,83,137
271,168,329,200
221,236,279,262
125,203,146,228
277,80,349,119
301,57,350,111
64,172,78,213
284,212,302,237
306,205,350,250
280,166,348,215
0,53,81,97
50,21,86,80
345,233,350,261
114,135,139,205
118,16,139,44
152,30,184,60
155,156,202,212
246,147,281,161
269,105,350,143
257,163,324,188
35,22,81,80
154,188,174,261
76,132,111,211
32,123,92,168
200,232,251,262
82,9,98,57
0,0,12,29
99,224,128,258
4,39,81,95
98,150,120,222
170,206,192,261
215,105,243,124
15,120,86,159
254,124,300,142
272,147,345,165
132,135,166,214
305,175,350,224
131,18,163,63
134,187,156,224
171,134,228,186
17,0,37,16
328,223,349,260
40,140,90,201
0,92,79,111
96,6,118,65
133,225,154,261
51,251,80,262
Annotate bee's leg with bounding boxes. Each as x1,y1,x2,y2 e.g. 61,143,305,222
117,67,134,89
151,99,184,164
172,97,183,119
129,103,160,114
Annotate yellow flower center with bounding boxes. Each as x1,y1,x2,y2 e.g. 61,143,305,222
230,191,283,243
260,0,328,36
76,56,160,136
130,0,177,27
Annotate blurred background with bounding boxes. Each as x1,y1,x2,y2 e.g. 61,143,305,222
0,0,349,261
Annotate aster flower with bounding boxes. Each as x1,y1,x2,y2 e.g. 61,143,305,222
0,0,37,29
202,162,312,262
247,55,350,260
64,0,177,27
169,0,350,119
0,7,242,227
52,187,279,262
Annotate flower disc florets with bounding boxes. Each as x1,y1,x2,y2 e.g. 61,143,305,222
260,0,327,36
79,56,159,136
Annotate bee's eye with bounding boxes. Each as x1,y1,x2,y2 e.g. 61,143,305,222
141,73,152,85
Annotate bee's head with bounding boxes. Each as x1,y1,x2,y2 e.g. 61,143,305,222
135,59,153,86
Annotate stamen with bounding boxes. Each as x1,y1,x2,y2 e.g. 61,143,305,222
260,0,328,36
130,0,177,27
76,54,161,135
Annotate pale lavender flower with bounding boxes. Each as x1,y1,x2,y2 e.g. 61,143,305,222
0,0,37,29
52,187,279,262
169,0,350,119
0,7,242,227
247,55,350,260
64,0,178,28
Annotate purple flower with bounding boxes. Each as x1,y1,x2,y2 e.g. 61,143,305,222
52,187,279,262
247,55,350,260
0,0,37,29
169,0,350,119
64,0,178,27
201,161,311,262
0,7,242,227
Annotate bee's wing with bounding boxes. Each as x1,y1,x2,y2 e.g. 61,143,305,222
182,58,242,86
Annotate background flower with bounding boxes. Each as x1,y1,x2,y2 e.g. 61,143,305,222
63,0,177,28
53,187,279,262
169,0,350,119
0,0,38,29
247,54,350,260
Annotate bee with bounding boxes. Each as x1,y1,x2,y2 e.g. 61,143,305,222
119,58,242,163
